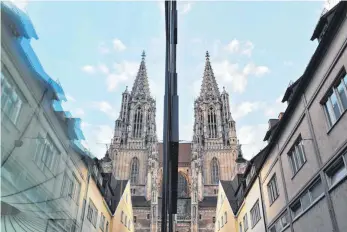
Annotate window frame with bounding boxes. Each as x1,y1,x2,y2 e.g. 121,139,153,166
243,213,249,231
250,200,261,228
322,68,347,129
267,174,279,205
1,65,23,125
325,154,347,188
290,178,324,220
288,136,306,176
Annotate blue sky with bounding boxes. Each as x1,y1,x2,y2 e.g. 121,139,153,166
14,1,325,159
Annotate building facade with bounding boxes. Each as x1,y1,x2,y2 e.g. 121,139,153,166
214,2,347,232
107,50,241,232
1,3,133,232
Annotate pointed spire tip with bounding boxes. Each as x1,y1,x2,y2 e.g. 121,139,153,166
142,50,146,61
205,51,210,59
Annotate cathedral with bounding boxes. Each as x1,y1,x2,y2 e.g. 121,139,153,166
106,51,242,232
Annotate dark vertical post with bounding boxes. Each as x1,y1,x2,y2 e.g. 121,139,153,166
169,1,178,232
162,1,178,232
161,1,171,232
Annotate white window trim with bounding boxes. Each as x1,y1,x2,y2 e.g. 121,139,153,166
326,153,347,189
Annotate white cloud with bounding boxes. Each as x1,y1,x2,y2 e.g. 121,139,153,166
9,0,28,10
213,60,269,93
73,108,85,117
91,101,118,118
238,123,268,160
232,101,266,120
113,39,126,52
98,64,110,75
179,2,193,14
84,125,114,158
81,65,96,74
264,94,286,118
225,39,255,57
98,42,110,54
226,39,240,53
107,61,139,91
66,94,76,102
243,63,270,76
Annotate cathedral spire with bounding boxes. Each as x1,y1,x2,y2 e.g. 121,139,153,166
131,50,151,97
199,51,220,98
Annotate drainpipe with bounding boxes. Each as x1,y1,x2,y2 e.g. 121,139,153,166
258,176,268,232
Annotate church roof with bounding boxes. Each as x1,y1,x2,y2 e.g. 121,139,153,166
199,196,217,208
158,142,192,164
199,51,220,98
132,196,151,207
131,51,151,98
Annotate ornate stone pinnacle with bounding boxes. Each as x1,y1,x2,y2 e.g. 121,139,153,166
142,50,146,61
205,51,210,59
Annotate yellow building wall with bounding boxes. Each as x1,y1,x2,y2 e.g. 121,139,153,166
215,182,237,232
83,171,113,232
111,181,134,232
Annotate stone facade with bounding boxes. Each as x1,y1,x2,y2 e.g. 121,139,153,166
106,51,240,231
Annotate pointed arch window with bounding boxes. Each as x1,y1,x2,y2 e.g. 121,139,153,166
198,109,204,136
211,157,219,184
178,173,188,197
133,106,143,138
130,157,139,184
208,107,217,138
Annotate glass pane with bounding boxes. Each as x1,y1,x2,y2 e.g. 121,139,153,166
329,162,347,186
337,80,347,110
327,98,337,125
330,93,341,119
310,179,324,200
301,191,311,210
324,104,334,127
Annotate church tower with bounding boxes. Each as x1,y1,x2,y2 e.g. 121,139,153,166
191,52,239,232
109,51,159,232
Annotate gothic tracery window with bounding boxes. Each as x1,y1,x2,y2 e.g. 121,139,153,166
211,157,219,184
208,107,217,138
177,173,188,197
133,106,143,138
130,157,139,184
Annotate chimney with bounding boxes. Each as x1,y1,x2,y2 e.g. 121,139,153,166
278,112,284,120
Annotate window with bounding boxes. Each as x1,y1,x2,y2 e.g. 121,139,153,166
87,200,98,227
243,213,248,231
246,174,251,186
326,156,347,187
125,215,128,227
221,215,224,226
34,135,60,173
147,214,150,219
269,211,289,232
213,217,216,223
211,157,219,184
134,216,137,223
239,222,243,232
1,68,22,124
214,189,218,194
61,172,80,203
288,137,306,175
100,213,105,231
121,211,124,223
267,174,279,204
208,107,218,138
133,106,143,138
250,200,261,228
105,222,109,232
290,178,324,219
323,71,347,127
178,173,188,197
224,212,227,223
199,214,202,220
130,157,139,184
131,188,136,194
